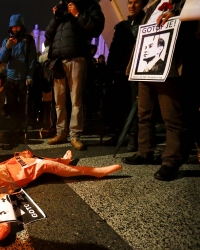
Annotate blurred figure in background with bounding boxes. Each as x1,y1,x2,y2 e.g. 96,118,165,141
104,0,148,149
0,14,36,137
30,51,43,123
38,40,57,138
45,0,105,150
0,67,6,119
95,54,107,116
84,44,98,119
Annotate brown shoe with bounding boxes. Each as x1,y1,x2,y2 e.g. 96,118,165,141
71,139,85,150
48,135,67,145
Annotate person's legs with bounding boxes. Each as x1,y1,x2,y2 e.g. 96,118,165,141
154,79,182,181
122,82,156,164
15,81,26,132
157,79,182,166
6,79,20,131
66,57,87,149
48,74,68,145
137,82,157,158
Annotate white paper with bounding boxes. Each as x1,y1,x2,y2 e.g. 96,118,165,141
179,0,200,21
0,189,46,225
129,17,181,82
0,193,16,223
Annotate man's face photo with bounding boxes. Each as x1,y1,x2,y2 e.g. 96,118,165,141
143,39,157,61
136,33,170,73
143,36,164,62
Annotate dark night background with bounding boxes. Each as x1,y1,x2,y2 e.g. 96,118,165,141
0,0,58,45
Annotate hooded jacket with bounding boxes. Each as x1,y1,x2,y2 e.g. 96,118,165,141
0,14,37,81
45,0,105,59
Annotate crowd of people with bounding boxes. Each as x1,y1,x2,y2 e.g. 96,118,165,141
0,0,200,183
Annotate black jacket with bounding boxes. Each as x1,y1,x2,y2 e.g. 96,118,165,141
107,11,145,76
45,0,105,59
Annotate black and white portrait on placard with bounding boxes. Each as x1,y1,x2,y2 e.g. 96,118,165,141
129,17,181,82
137,32,170,74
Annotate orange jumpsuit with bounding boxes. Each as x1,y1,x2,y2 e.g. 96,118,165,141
0,150,121,240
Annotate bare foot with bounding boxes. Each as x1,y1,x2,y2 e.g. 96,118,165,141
63,150,72,160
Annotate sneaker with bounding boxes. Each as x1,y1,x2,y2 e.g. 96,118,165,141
71,138,85,150
48,134,67,145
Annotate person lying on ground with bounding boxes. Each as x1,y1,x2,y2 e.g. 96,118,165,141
0,150,122,240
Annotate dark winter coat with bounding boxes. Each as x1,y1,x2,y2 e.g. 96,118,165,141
106,11,145,76
45,0,105,59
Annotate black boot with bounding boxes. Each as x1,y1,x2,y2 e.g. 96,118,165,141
154,165,180,181
127,133,138,152
122,153,154,165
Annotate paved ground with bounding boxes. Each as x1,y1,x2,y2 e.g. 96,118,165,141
0,118,200,250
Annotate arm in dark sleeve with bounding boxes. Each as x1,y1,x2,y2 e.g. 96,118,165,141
45,17,61,42
77,1,105,38
26,37,37,79
106,23,123,75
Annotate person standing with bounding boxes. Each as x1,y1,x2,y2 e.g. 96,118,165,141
45,0,105,150
103,0,148,151
0,14,37,135
122,0,185,181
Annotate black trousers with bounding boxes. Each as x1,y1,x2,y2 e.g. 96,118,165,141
6,79,27,131
137,78,183,166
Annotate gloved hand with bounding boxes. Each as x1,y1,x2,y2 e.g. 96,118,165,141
6,38,16,50
26,79,33,85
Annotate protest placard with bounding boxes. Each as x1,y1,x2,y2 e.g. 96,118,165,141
129,16,181,82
